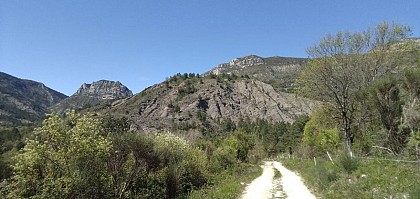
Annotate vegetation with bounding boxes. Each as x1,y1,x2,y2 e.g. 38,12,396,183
182,165,262,199
1,113,277,199
0,72,67,126
298,22,413,156
0,113,211,199
284,22,420,198
283,158,419,199
1,22,419,198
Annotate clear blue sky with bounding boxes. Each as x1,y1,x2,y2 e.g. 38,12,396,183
1,0,419,96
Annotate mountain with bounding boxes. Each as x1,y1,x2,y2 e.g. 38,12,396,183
0,72,67,126
205,55,307,92
85,75,315,134
51,80,133,113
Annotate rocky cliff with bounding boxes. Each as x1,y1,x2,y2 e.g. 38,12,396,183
90,76,315,134
205,55,307,92
0,72,67,126
75,80,133,99
51,80,132,113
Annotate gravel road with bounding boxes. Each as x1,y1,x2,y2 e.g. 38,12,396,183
241,161,316,199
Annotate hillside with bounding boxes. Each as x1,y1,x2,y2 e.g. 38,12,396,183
87,75,315,134
0,72,67,126
51,80,133,113
205,55,307,92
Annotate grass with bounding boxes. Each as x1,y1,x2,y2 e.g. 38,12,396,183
282,157,420,199
180,164,262,199
274,167,282,179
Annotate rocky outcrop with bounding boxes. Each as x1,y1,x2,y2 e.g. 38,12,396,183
210,55,265,75
0,72,67,126
51,80,132,113
97,77,315,134
75,80,133,99
205,55,307,92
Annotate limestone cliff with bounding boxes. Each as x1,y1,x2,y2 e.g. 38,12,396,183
51,80,132,113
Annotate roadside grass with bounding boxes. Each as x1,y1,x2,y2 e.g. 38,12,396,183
273,167,282,179
282,157,420,199
180,163,262,199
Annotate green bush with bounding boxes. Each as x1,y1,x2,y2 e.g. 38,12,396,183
339,155,360,174
5,113,112,199
154,133,209,198
184,164,262,199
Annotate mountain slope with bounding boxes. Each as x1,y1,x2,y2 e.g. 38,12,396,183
205,55,307,92
89,76,315,134
51,80,133,113
0,72,67,126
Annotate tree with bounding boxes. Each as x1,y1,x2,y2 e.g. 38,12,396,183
285,115,309,154
369,76,410,154
401,67,420,158
6,113,112,199
302,107,339,156
402,67,420,131
298,22,411,157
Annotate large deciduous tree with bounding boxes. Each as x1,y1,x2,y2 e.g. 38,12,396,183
298,22,411,157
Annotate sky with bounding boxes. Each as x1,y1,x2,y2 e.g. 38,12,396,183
1,0,419,96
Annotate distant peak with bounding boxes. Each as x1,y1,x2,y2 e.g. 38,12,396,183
229,55,264,65
75,80,133,99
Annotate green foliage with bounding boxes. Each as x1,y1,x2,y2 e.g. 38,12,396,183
298,22,412,156
107,132,162,199
283,158,420,199
232,129,255,162
183,164,262,199
153,133,209,198
1,114,211,199
6,112,112,199
0,128,21,153
338,155,360,174
302,107,340,156
273,168,282,179
246,144,265,164
0,153,13,180
285,115,309,153
220,118,236,133
195,111,207,123
369,76,410,154
212,136,239,170
303,119,339,156
283,158,340,194
101,115,131,135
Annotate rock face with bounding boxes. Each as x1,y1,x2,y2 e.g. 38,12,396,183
51,80,132,113
95,77,315,134
0,72,67,126
210,55,265,75
205,55,307,93
75,80,133,99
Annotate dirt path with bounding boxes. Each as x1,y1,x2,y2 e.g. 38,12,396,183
241,161,316,199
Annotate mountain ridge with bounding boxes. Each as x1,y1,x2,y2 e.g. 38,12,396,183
205,55,307,92
0,72,67,126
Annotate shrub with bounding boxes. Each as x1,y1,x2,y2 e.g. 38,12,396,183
153,133,209,198
6,113,112,199
339,155,360,174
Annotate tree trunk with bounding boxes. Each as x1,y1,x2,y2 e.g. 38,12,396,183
342,110,354,157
